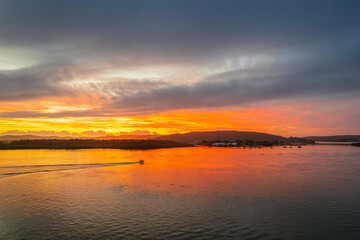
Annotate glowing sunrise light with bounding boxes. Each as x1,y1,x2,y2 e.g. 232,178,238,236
101,67,174,80
0,2,360,240
0,1,358,138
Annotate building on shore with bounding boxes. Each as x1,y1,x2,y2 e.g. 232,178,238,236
212,142,237,147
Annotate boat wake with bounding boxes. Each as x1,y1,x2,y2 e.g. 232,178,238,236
0,162,139,178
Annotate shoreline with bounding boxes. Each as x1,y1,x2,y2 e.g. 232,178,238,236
0,139,193,150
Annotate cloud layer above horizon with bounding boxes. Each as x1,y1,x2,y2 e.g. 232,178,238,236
0,0,359,135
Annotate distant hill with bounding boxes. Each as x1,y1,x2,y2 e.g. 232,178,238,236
304,135,360,142
95,135,158,140
0,135,69,141
156,131,288,143
0,134,158,141
0,131,316,144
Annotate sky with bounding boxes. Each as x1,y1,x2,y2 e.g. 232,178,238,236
0,0,359,137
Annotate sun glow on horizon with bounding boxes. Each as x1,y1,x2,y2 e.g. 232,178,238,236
0,1,359,138
0,102,352,137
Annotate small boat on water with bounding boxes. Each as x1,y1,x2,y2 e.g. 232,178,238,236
298,145,302,148
139,160,144,164
283,146,287,148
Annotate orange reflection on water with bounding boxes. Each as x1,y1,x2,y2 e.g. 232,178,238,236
87,145,349,198
1,145,356,200
1,145,360,240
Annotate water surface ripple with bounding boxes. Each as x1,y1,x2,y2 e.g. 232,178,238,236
0,145,359,240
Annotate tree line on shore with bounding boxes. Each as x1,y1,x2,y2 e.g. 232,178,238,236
0,139,193,150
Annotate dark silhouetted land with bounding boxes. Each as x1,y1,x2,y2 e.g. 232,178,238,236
352,143,360,147
0,139,192,150
305,135,360,142
156,131,286,143
0,131,315,146
156,131,313,145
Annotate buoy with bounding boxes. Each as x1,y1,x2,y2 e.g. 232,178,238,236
139,160,144,164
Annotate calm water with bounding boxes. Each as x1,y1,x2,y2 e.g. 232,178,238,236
0,145,360,240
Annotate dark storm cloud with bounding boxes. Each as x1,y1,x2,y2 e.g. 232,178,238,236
0,0,359,114
1,0,359,62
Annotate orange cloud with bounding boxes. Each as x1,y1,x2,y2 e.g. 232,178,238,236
1,99,356,137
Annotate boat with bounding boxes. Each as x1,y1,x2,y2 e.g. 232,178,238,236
139,160,144,164
298,145,302,148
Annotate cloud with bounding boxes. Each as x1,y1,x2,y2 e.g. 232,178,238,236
0,0,359,120
1,40,359,118
0,64,75,101
1,0,359,64
110,44,360,113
